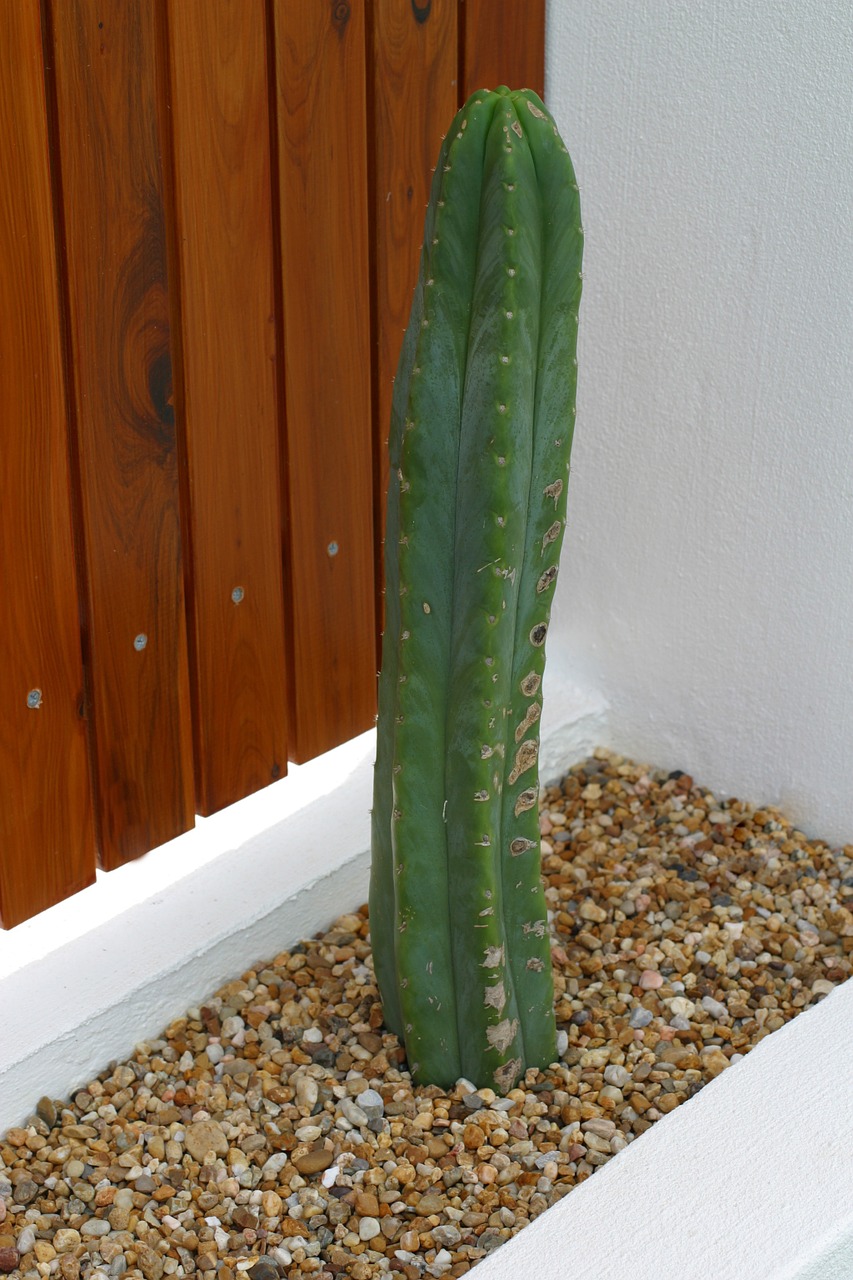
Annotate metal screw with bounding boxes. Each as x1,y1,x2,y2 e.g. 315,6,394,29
327,541,339,557
134,633,148,651
27,689,42,709
231,586,245,604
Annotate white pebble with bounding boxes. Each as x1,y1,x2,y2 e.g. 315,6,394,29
294,1124,322,1142
669,996,696,1018
603,1064,631,1089
17,1226,35,1253
359,1216,382,1240
261,1153,289,1179
556,1029,569,1056
302,1027,323,1043
295,1076,319,1110
429,1248,454,1276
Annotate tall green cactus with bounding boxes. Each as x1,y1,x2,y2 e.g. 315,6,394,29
370,86,582,1092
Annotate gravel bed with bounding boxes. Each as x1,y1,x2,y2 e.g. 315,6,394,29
2,749,851,1280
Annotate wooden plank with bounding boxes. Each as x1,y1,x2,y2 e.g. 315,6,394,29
272,1,377,763
460,0,546,100
49,0,195,866
370,0,459,583
0,1,97,926
165,0,290,808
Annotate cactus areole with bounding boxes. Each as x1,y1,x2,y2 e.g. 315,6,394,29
370,86,583,1092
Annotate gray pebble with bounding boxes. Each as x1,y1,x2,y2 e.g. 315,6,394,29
629,1006,654,1028
356,1088,384,1119
701,995,729,1020
81,1218,111,1236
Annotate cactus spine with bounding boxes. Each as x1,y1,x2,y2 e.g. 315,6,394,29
370,86,583,1091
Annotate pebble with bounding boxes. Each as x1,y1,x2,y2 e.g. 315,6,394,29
0,750,849,1280
16,1225,35,1254
356,1088,385,1119
184,1118,228,1162
293,1147,335,1175
247,1263,280,1280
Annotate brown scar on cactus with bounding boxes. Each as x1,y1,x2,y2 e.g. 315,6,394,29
484,981,507,1011
508,739,538,784
514,787,538,816
494,1057,523,1093
520,671,541,697
515,700,541,740
542,520,562,552
487,1018,519,1054
510,836,537,856
536,565,558,593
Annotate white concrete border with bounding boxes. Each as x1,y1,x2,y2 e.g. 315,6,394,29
0,676,607,1127
474,976,853,1280
3,678,850,1280
0,730,377,1127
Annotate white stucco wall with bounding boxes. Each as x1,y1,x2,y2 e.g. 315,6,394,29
545,1,853,845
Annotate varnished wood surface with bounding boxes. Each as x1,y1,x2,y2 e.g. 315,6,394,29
273,1,377,762
0,1,97,926
166,0,290,811
370,0,459,532
461,0,546,100
49,0,196,866
0,0,547,927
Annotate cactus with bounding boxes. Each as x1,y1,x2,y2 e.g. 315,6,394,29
370,86,582,1092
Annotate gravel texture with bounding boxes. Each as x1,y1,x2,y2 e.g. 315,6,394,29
2,749,851,1279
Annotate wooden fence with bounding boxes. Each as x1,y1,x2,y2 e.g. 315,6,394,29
0,0,544,929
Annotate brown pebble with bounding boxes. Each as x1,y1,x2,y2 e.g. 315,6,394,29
354,1190,380,1217
184,1119,229,1163
293,1147,335,1175
462,1122,486,1150
0,1249,19,1275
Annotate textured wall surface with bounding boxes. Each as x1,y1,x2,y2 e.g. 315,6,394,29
544,1,853,845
